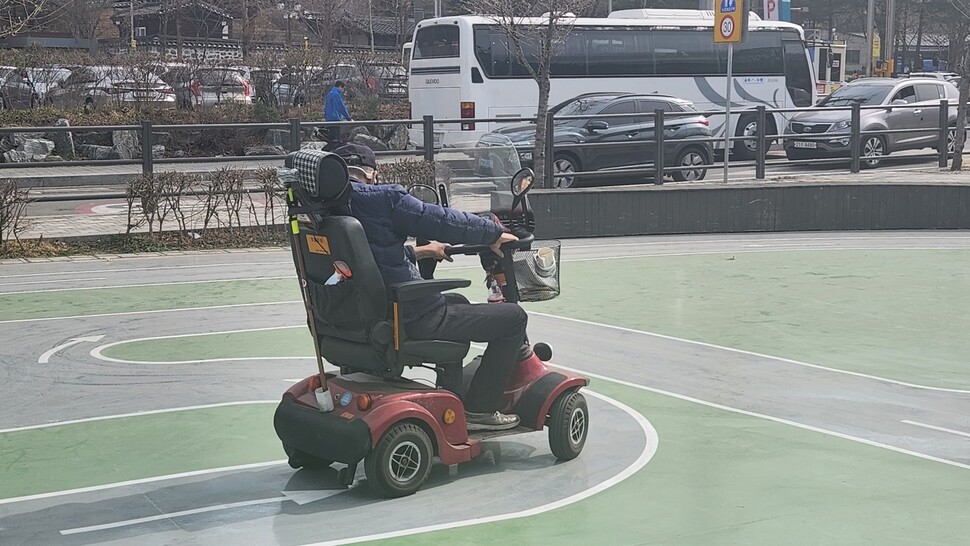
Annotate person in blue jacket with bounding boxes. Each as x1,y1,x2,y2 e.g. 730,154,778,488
324,81,352,145
334,143,524,431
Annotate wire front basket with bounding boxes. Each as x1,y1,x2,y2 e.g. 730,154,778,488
512,240,561,302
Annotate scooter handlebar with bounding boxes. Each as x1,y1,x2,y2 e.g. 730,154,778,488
445,231,534,256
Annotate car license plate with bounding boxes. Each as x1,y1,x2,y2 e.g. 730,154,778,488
479,158,493,169
793,141,817,149
433,133,443,148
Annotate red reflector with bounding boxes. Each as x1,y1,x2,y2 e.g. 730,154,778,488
700,118,710,126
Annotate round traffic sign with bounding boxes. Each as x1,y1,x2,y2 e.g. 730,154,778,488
720,15,735,40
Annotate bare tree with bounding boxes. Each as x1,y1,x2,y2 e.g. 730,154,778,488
0,0,57,38
921,0,970,170
462,0,596,187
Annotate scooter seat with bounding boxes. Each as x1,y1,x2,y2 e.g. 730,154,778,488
401,340,470,363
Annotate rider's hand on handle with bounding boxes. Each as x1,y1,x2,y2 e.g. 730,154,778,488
415,241,453,262
490,232,518,258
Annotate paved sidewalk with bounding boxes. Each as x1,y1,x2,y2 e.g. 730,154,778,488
10,166,970,240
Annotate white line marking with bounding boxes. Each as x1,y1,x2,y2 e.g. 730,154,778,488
902,420,970,439
0,460,287,506
528,310,970,395
0,276,292,296
38,335,105,363
564,235,970,250
306,390,658,546
552,364,970,473
0,300,303,325
0,277,106,287
60,490,344,535
0,261,288,280
0,400,276,434
566,246,970,263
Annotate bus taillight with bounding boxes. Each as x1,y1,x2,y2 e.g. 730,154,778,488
460,102,475,131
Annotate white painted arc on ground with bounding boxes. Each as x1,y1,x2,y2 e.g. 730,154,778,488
527,310,970,395
902,420,970,439
306,389,658,546
38,335,105,364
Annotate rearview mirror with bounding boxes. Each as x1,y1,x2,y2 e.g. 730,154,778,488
511,168,535,197
586,120,609,132
408,183,440,205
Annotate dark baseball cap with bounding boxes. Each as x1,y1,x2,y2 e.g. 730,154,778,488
333,143,377,170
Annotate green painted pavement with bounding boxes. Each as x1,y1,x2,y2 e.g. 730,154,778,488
527,249,970,390
375,380,969,546
0,404,281,500
0,279,298,321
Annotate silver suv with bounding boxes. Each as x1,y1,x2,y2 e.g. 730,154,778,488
784,78,959,168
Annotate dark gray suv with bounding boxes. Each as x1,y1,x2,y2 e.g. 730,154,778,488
784,78,959,168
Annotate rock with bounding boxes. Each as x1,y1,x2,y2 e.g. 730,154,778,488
264,129,291,148
111,130,139,160
78,144,114,161
300,141,328,151
349,126,370,140
44,155,64,162
152,131,172,147
173,150,187,158
152,145,166,160
46,119,75,158
351,133,389,152
2,150,29,163
386,125,410,151
1,133,33,152
20,139,55,160
244,145,286,156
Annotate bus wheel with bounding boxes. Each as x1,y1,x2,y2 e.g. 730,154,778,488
732,115,771,161
553,154,581,188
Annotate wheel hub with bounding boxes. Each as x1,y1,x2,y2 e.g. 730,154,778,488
388,440,421,482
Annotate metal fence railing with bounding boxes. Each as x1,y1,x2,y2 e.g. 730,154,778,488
0,100,965,192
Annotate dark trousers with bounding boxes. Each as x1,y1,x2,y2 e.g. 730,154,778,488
405,294,528,413
328,125,342,145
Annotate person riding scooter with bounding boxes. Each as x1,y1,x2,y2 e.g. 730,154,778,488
332,143,524,431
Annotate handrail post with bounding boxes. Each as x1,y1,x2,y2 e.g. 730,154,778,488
141,120,153,175
544,111,555,189
850,104,862,173
653,109,665,184
938,99,949,168
755,106,767,180
289,118,301,152
423,115,434,162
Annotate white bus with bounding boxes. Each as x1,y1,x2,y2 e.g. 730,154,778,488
407,9,816,159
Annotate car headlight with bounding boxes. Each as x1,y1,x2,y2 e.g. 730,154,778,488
832,120,851,131
785,121,794,134
519,151,533,161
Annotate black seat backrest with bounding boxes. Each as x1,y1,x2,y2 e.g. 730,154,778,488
284,150,388,346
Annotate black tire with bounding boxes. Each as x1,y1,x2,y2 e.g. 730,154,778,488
364,422,433,498
552,153,581,188
671,146,710,182
548,391,588,461
732,115,773,161
861,135,888,169
283,443,333,470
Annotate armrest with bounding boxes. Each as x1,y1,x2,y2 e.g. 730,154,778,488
389,279,472,302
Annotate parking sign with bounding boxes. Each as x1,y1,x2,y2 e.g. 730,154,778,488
715,0,745,44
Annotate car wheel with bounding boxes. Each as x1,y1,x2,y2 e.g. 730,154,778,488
732,116,772,161
671,146,710,182
861,135,887,169
553,154,581,188
0,94,8,111
947,126,957,157
364,422,433,498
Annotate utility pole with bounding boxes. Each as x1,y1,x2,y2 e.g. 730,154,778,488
885,0,896,74
866,0,875,76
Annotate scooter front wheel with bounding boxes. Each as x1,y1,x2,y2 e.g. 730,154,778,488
365,423,433,498
548,391,588,460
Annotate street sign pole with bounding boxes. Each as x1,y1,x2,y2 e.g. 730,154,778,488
723,42,734,184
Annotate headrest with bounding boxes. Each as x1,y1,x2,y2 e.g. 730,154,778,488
284,150,350,205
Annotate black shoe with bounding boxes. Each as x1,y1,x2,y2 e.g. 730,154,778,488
465,411,520,431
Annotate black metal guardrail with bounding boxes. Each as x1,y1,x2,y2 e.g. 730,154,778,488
0,101,965,190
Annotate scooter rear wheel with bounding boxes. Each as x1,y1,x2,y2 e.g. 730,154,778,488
548,391,588,461
365,422,433,498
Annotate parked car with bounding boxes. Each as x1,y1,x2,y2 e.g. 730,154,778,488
26,67,71,105
48,66,176,111
478,93,714,187
162,66,252,109
0,66,38,110
905,71,960,84
784,77,959,168
371,63,408,99
327,63,378,99
269,67,331,106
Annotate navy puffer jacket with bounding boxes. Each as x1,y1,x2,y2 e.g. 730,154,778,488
350,181,505,322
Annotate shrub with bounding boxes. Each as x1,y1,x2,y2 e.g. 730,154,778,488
0,180,31,245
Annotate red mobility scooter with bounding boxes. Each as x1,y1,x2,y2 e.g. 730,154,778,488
273,149,589,497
